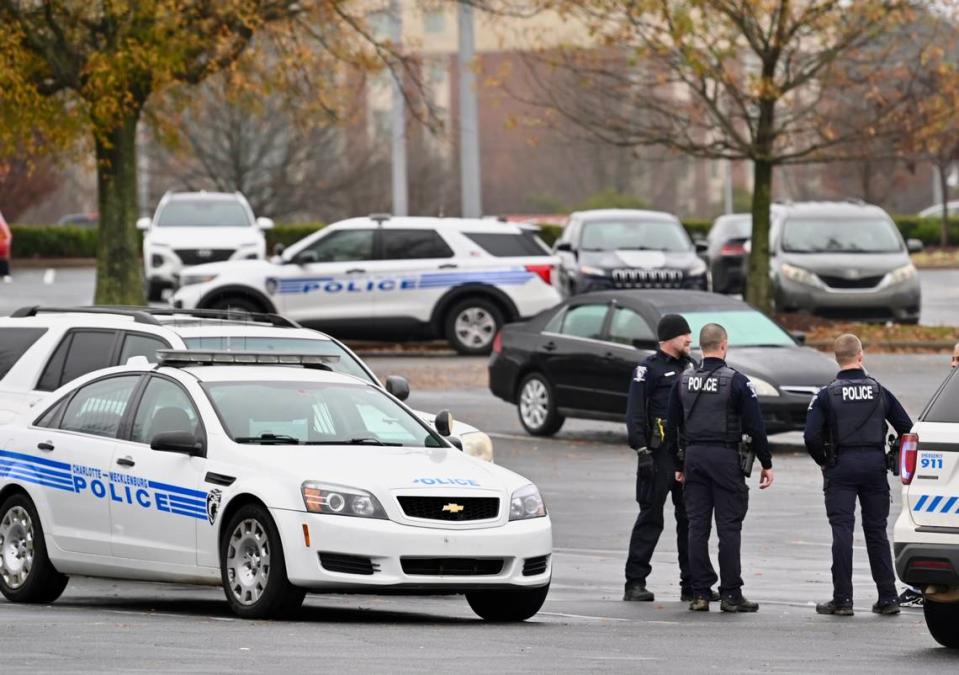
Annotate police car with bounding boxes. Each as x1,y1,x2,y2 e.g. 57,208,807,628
0,306,493,461
0,351,551,620
893,367,959,648
170,216,561,355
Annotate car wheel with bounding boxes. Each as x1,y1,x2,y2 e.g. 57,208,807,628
207,295,264,314
466,583,550,622
220,504,305,619
0,494,68,604
445,298,504,356
517,373,564,436
924,599,959,649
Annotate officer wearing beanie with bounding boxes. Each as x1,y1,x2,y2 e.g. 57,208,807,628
623,314,717,602
804,333,912,617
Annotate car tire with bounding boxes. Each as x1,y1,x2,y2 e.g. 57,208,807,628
517,373,564,436
207,295,264,314
445,297,504,356
220,504,305,619
0,493,69,604
466,583,550,622
924,599,959,649
147,280,165,302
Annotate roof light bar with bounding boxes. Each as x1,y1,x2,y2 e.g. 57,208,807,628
157,350,341,367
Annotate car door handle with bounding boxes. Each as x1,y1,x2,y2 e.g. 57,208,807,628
345,268,365,274
37,441,54,452
116,456,136,468
438,263,458,269
542,341,558,352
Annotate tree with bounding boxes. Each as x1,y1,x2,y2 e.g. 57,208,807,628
516,0,923,313
0,151,57,221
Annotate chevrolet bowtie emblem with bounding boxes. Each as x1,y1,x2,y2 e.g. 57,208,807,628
442,503,464,514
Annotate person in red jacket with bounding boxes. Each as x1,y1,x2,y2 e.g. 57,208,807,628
0,210,11,281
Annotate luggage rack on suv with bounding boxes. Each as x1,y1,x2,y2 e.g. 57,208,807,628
10,305,300,328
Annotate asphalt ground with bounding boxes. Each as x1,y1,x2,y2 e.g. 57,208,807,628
2,355,958,672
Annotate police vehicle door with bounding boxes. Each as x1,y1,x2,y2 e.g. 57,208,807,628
598,306,659,415
17,374,143,556
109,375,206,565
273,227,376,324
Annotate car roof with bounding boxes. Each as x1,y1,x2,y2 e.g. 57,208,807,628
772,201,890,219
569,290,748,313
570,209,680,222
327,216,530,234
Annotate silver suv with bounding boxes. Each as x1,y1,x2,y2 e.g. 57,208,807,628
770,202,922,323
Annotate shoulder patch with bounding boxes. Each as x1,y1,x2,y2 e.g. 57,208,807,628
746,381,758,399
633,366,648,382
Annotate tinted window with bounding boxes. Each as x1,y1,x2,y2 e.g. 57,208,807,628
782,217,902,253
382,229,453,259
119,333,170,365
60,331,117,387
37,335,71,391
0,327,47,380
156,200,250,228
580,220,691,252
131,377,201,444
925,372,959,423
60,376,139,438
35,397,67,429
300,230,374,263
463,232,550,257
608,308,656,345
561,304,608,340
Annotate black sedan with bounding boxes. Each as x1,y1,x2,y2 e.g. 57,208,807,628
488,290,836,436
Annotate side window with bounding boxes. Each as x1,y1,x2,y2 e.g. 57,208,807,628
299,229,374,263
119,333,170,365
560,304,608,340
38,330,118,391
382,229,454,259
59,376,139,438
35,397,67,429
131,377,201,444
608,308,656,346
37,335,72,391
544,308,566,333
0,327,48,380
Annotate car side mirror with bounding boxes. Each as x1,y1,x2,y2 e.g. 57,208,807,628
294,250,319,265
434,409,454,437
136,217,151,231
256,216,275,230
907,238,924,253
554,242,572,253
632,338,658,351
150,431,204,457
273,242,286,258
385,375,411,401
790,331,806,346
447,436,464,451
694,238,708,254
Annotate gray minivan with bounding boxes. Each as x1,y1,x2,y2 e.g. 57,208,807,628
770,201,922,323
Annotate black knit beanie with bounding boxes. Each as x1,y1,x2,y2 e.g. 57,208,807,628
657,313,691,341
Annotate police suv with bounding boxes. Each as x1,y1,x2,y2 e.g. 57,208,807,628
170,216,561,355
0,307,493,461
894,368,959,648
0,351,551,619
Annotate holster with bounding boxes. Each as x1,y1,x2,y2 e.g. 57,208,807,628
738,435,755,478
823,439,837,468
886,434,900,476
648,417,665,450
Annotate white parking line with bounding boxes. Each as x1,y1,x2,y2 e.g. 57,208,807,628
43,268,56,284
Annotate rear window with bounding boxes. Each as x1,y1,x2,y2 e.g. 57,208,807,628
924,372,959,423
464,232,550,257
0,327,48,380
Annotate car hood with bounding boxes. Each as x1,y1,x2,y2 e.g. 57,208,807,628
777,251,908,277
580,249,702,270
146,227,261,249
725,346,835,389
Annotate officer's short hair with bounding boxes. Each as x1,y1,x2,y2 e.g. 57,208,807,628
699,323,727,352
834,334,863,366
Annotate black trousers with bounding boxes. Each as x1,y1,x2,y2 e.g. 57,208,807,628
625,449,713,590
823,447,897,603
684,445,746,598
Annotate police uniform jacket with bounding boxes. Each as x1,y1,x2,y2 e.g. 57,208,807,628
625,349,693,450
665,356,772,470
803,368,912,466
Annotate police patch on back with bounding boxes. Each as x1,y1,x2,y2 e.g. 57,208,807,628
687,374,720,393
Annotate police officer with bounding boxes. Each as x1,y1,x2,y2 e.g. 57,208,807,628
805,334,912,616
623,314,717,602
666,322,774,612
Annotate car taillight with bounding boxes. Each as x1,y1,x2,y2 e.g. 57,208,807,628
900,432,919,485
492,330,503,354
909,559,952,571
720,242,746,256
525,264,552,285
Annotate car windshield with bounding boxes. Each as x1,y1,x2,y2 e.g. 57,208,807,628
782,218,902,253
580,219,691,252
204,381,444,447
156,200,250,228
681,310,795,348
182,337,374,383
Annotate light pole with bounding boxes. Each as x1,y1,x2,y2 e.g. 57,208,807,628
389,0,408,216
458,1,482,218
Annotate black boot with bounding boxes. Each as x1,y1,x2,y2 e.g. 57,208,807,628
688,596,710,611
872,598,901,615
682,588,720,602
815,600,854,616
623,583,654,602
720,595,759,613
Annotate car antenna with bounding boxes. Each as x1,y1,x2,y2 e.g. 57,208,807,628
370,213,391,227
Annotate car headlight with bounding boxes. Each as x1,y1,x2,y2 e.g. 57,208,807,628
579,265,606,276
460,431,494,462
509,484,547,521
746,375,780,398
301,481,387,519
884,263,916,285
179,273,218,287
780,263,822,288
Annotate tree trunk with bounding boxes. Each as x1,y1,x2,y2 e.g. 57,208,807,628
93,112,145,304
939,161,950,248
745,158,774,315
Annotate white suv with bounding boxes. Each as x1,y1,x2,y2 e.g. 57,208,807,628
170,216,561,355
0,307,493,461
139,192,274,301
893,368,959,648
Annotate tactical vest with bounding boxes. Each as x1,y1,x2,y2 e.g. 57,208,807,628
827,376,887,448
679,365,741,445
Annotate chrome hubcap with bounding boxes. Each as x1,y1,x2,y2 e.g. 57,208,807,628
0,506,35,589
454,307,496,349
226,518,271,606
519,378,549,429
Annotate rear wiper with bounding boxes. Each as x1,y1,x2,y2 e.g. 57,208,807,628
234,433,301,445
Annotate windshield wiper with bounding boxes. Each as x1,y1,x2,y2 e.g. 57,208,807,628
234,433,301,445
301,437,404,446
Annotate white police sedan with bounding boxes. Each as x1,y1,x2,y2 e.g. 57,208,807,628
0,352,552,620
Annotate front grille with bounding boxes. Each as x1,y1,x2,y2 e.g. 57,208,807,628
523,555,550,576
818,274,884,289
319,552,379,575
174,248,235,265
401,557,504,576
397,496,499,522
611,268,684,289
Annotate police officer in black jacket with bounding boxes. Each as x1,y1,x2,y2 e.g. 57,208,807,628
804,333,912,617
666,322,774,612
623,314,717,602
